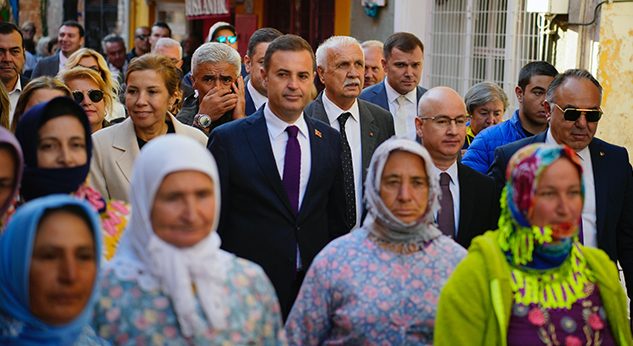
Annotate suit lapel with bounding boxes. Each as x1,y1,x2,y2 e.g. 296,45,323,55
244,113,295,217
589,140,608,236
456,163,474,243
112,118,139,184
298,117,324,222
310,93,329,123
358,101,377,183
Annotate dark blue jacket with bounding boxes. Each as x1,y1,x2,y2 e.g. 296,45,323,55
462,110,528,174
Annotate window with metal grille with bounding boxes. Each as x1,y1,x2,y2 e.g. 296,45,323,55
426,0,550,115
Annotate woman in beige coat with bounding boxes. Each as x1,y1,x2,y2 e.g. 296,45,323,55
90,54,207,202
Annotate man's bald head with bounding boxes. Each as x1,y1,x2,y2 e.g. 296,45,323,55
415,87,468,169
417,86,466,117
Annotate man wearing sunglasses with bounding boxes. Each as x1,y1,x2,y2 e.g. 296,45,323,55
127,26,150,62
490,69,633,316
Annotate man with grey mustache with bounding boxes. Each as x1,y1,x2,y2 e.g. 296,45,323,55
305,36,395,229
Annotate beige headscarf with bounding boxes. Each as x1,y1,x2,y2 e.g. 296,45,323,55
363,137,443,243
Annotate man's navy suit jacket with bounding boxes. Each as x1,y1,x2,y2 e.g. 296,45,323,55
359,80,427,112
489,131,633,312
207,108,349,318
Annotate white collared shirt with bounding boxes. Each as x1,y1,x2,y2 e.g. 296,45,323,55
384,77,417,140
430,161,461,236
264,103,312,210
546,130,597,247
7,76,22,125
247,79,268,111
58,52,68,73
321,92,362,229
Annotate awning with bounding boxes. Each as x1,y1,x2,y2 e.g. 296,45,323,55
186,0,229,18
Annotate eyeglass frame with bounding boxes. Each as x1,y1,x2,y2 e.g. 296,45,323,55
135,34,149,40
72,89,105,104
417,115,471,128
551,103,602,123
215,35,238,44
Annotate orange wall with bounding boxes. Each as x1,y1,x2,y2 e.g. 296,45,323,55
334,0,351,36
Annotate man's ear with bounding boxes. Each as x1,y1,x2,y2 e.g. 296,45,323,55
415,117,424,139
543,100,553,121
316,66,326,84
244,55,251,73
515,86,524,103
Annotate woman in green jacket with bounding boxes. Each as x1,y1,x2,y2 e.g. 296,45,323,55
435,143,632,345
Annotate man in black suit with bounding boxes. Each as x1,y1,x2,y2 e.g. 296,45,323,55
415,86,499,248
489,69,633,310
208,34,349,318
359,32,427,140
31,21,84,78
305,35,395,229
243,27,282,116
0,22,28,124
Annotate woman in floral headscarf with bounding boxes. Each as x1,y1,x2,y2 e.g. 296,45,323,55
435,143,632,345
284,138,466,345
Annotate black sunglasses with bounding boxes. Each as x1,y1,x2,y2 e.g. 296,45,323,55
136,34,149,40
553,104,602,122
72,89,104,103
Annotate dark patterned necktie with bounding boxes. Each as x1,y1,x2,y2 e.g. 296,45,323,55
437,172,455,237
338,112,356,228
282,126,301,213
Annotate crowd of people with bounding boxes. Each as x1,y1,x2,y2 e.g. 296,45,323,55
0,17,632,346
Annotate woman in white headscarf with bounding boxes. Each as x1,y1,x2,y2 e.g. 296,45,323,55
93,134,285,345
284,138,467,345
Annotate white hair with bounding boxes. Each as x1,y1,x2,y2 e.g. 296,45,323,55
315,36,362,68
361,40,384,50
152,37,182,58
191,42,241,77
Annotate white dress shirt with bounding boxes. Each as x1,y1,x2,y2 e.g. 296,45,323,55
264,103,312,211
321,93,363,229
7,76,22,125
385,77,417,140
58,52,68,73
247,79,268,110
546,130,597,247
430,161,461,236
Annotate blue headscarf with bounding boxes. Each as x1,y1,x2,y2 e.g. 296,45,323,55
0,195,103,345
15,97,92,202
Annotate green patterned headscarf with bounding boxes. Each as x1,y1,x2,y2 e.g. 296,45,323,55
498,143,584,266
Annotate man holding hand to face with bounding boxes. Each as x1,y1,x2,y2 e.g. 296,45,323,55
176,42,245,134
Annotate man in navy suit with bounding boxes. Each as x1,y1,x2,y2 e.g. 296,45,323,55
415,87,499,248
489,69,633,311
243,27,282,116
208,34,349,318
359,32,427,140
31,21,84,78
305,35,395,229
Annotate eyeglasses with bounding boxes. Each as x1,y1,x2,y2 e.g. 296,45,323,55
72,89,104,103
553,104,602,122
215,35,237,44
418,115,470,128
136,34,149,40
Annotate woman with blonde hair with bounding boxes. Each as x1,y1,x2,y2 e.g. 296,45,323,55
59,67,114,133
11,76,71,132
64,48,126,122
90,54,207,202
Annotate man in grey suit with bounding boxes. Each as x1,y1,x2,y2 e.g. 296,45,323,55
305,36,395,229
31,21,84,78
